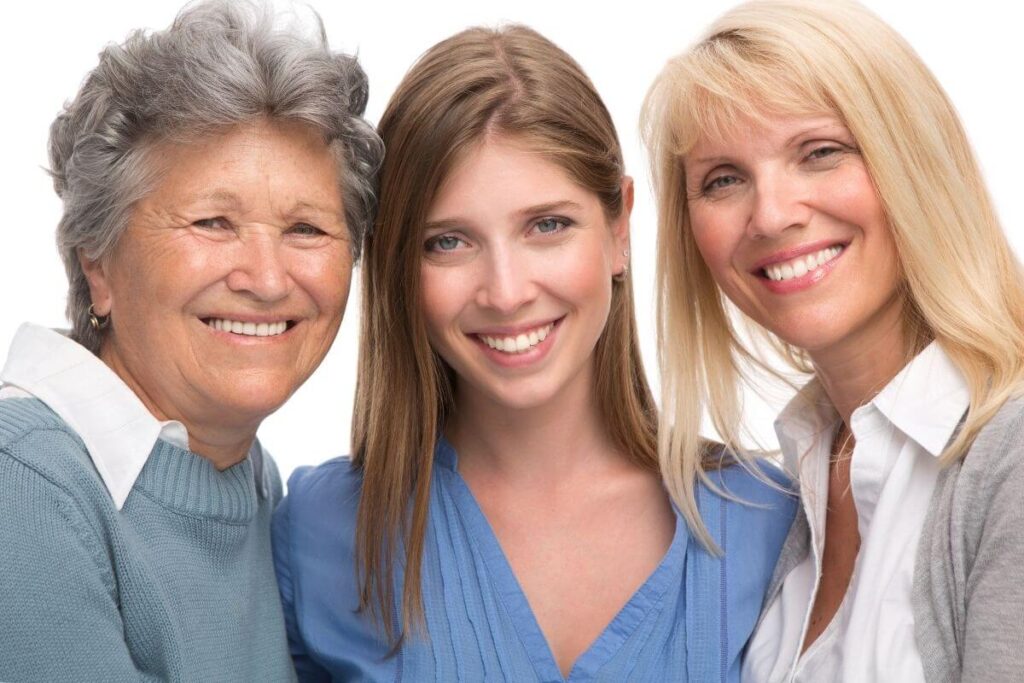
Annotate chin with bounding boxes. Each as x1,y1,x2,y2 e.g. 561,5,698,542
205,380,295,424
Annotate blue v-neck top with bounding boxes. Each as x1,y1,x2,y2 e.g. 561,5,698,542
272,441,795,682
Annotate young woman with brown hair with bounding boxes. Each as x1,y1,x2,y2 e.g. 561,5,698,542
272,25,795,681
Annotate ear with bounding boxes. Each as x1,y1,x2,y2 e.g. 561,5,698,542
612,176,634,274
78,248,113,316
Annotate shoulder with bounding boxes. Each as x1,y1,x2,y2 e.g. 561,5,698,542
964,394,1024,475
0,400,115,585
272,456,363,557
699,454,798,569
0,398,106,503
283,455,363,512
702,451,797,515
949,394,1024,521
0,397,84,455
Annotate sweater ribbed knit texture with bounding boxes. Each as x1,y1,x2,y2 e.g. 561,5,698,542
0,398,296,682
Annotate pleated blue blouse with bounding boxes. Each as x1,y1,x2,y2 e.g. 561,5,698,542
272,440,795,682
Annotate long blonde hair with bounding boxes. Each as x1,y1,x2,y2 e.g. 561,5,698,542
352,25,658,641
642,0,1024,545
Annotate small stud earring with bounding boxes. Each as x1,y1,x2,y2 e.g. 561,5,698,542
88,304,110,331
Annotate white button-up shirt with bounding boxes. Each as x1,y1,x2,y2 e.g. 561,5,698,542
0,323,190,509
742,342,970,682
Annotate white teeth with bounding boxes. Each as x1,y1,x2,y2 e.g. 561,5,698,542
479,323,555,354
205,318,288,337
764,246,843,282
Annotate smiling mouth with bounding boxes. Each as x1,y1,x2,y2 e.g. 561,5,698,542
202,318,295,337
476,322,556,354
761,245,844,282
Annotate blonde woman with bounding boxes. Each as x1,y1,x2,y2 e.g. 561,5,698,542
272,25,795,682
643,1,1024,681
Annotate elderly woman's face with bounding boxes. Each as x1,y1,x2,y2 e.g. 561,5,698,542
84,119,351,429
683,114,901,362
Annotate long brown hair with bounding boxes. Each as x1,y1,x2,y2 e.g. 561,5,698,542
351,24,657,641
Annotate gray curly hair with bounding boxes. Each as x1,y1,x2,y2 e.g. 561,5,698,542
49,0,383,354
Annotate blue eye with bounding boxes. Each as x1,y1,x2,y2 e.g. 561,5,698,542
426,234,465,252
534,217,569,234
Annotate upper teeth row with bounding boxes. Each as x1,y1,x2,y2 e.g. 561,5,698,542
480,323,554,353
764,246,843,282
207,319,288,337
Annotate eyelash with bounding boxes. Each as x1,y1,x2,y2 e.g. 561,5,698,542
193,217,326,236
287,223,326,237
532,216,572,235
423,216,574,253
424,234,467,253
194,216,230,230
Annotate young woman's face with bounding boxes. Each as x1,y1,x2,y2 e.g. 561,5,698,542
420,137,630,411
684,114,901,360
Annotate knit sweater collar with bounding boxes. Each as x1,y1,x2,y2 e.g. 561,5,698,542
133,438,267,523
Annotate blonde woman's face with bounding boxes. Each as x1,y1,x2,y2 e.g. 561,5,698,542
684,114,901,361
419,138,630,412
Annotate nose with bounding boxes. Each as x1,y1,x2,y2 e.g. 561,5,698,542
475,245,536,315
747,169,812,239
225,229,292,302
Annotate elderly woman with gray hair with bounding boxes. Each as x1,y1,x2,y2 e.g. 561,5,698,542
0,2,381,681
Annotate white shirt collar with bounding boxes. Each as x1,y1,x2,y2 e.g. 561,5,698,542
870,342,969,456
775,341,970,465
0,323,190,509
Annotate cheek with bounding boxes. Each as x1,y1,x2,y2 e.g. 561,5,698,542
689,208,741,282
419,265,468,341
555,244,612,304
294,247,353,318
110,238,215,314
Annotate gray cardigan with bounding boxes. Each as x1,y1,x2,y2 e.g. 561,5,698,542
760,396,1024,682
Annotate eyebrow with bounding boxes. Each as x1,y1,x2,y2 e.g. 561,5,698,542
289,200,345,222
689,121,848,167
784,123,846,148
423,200,586,232
190,190,244,209
185,192,343,222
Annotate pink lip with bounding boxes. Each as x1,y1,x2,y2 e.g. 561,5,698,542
471,318,561,369
750,239,848,271
758,247,846,295
469,317,563,336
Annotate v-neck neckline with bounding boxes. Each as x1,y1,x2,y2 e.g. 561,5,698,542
433,438,689,682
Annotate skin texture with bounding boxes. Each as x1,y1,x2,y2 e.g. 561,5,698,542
685,114,907,654
421,136,674,676
81,119,351,469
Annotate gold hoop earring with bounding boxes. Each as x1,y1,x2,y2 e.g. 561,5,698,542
88,304,110,331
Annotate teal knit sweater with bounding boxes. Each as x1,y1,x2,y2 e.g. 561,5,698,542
0,398,296,682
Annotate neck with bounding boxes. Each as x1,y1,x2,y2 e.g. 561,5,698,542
810,292,916,425
180,424,256,471
448,364,623,489
100,346,257,471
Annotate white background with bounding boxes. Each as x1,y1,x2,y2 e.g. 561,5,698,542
1,1,1021,482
